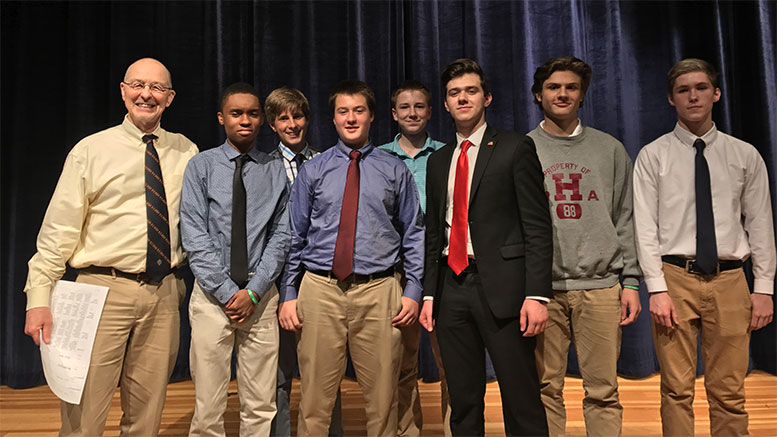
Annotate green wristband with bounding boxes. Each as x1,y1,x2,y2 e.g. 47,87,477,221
246,289,259,305
623,285,640,291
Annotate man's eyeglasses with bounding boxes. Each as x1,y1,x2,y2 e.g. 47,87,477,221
122,81,171,94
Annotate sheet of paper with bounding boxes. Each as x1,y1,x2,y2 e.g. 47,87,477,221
39,280,108,404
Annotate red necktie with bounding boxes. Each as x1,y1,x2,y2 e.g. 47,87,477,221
332,150,362,281
448,140,472,275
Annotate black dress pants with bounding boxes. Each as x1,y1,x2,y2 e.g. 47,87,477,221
436,266,548,436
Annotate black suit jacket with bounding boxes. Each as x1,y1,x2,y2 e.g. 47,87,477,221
423,125,553,319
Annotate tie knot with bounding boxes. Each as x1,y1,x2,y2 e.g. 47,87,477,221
293,153,306,166
142,134,158,145
235,154,249,168
693,138,706,154
461,140,473,153
349,150,362,161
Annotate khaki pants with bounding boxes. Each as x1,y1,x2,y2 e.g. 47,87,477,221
535,284,623,436
60,271,184,437
397,322,423,436
654,263,751,436
188,282,279,437
296,271,402,437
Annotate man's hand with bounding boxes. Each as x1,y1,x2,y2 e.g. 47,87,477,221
225,289,256,324
392,297,419,327
749,293,774,332
620,288,642,326
419,300,434,332
279,299,302,332
649,291,677,329
24,307,53,346
520,299,548,337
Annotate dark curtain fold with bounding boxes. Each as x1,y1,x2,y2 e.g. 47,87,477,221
2,0,775,389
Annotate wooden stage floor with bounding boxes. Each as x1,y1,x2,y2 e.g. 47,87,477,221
1,371,775,436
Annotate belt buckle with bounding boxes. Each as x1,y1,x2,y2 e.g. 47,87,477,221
685,259,719,275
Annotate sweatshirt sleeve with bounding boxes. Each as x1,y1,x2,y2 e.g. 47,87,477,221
612,144,642,286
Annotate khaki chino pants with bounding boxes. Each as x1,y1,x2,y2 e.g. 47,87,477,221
60,271,184,437
535,284,624,437
188,282,279,437
296,271,402,437
653,263,752,436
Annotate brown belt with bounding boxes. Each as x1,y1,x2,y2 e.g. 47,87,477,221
80,265,180,284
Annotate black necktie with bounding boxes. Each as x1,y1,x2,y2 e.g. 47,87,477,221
143,134,171,283
293,153,306,170
231,155,249,288
694,138,718,274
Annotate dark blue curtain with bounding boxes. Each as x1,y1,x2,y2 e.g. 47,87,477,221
2,0,775,389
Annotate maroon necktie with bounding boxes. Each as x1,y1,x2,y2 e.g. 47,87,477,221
332,150,362,281
448,140,472,275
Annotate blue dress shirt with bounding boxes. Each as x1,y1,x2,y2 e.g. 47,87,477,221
281,140,425,302
181,141,291,304
378,133,445,214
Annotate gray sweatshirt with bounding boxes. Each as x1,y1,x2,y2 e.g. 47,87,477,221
528,124,641,290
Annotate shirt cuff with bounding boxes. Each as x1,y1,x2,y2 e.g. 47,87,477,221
212,280,240,304
753,279,774,295
622,276,641,287
246,276,271,300
280,285,298,302
644,276,668,293
423,296,434,301
402,282,422,302
526,295,550,303
25,287,51,310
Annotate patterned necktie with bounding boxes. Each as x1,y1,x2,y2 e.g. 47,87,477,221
448,140,472,275
694,138,718,274
143,134,171,283
331,150,361,281
231,155,249,288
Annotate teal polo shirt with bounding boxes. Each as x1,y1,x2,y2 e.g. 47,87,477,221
378,133,445,213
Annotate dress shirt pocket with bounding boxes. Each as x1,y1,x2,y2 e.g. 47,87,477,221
499,243,525,259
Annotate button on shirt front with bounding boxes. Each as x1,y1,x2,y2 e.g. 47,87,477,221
180,142,291,304
633,123,776,294
282,141,425,302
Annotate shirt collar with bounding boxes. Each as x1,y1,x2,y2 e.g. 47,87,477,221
456,122,488,150
539,119,584,137
277,142,312,161
673,122,719,149
335,139,374,158
122,115,163,142
386,132,439,158
220,140,261,162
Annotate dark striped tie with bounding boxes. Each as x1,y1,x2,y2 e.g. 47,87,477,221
143,134,171,283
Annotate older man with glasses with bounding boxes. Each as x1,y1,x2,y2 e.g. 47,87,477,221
23,57,198,436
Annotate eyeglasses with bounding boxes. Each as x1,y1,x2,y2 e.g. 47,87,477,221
122,80,171,94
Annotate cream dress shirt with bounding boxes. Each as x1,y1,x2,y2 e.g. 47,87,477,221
24,116,198,309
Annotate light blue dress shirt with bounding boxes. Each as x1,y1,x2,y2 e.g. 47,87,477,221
281,140,425,302
180,142,291,304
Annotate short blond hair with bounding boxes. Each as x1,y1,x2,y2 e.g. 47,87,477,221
265,87,310,122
